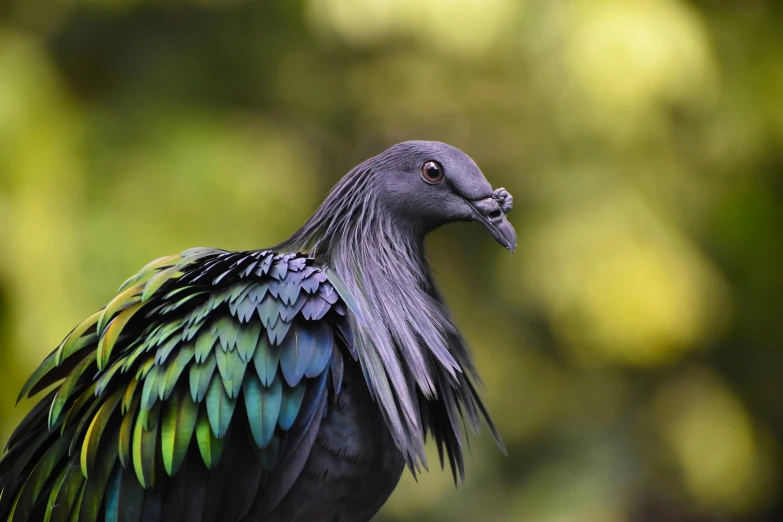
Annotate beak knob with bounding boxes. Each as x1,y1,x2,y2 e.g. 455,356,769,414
470,190,517,254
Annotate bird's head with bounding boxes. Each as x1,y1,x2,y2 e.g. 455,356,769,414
371,141,517,253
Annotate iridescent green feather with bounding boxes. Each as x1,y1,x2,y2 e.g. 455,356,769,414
205,376,236,438
60,383,98,436
42,466,69,522
80,390,122,477
55,310,102,365
78,429,120,522
97,283,144,333
194,327,218,363
195,409,223,470
15,351,57,404
48,468,84,522
48,352,98,429
160,387,198,476
140,366,160,411
118,395,140,468
157,344,195,400
132,404,160,488
68,481,86,522
68,394,106,457
118,255,181,293
213,316,240,352
97,303,144,370
141,265,184,302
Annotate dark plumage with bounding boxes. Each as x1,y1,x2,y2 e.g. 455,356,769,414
0,141,515,522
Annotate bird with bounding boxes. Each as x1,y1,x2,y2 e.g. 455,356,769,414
0,140,516,522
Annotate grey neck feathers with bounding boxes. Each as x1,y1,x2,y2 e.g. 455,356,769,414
279,162,493,473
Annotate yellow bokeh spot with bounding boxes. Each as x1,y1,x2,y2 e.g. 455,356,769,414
652,369,776,511
564,0,713,109
308,0,519,57
517,188,728,366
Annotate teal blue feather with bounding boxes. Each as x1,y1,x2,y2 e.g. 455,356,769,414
119,341,145,372
158,343,195,400
235,321,261,362
236,298,257,323
214,316,240,352
140,366,160,410
181,320,204,341
229,281,255,303
227,283,252,311
248,282,270,303
256,254,273,275
266,318,292,346
252,335,279,386
154,336,180,365
194,328,217,364
147,318,184,348
257,294,280,329
243,376,282,449
205,376,236,438
215,349,247,399
277,382,306,431
189,355,217,403
279,284,301,306
104,464,146,522
280,322,314,387
268,260,287,280
304,321,333,378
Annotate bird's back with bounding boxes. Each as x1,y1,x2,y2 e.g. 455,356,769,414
0,248,399,522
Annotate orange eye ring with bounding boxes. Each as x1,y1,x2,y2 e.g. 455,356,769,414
421,161,444,184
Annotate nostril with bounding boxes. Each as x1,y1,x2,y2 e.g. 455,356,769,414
487,209,502,220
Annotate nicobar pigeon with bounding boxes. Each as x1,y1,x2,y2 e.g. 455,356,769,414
0,141,516,522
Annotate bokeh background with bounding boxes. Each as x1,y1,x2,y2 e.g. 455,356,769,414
0,0,781,520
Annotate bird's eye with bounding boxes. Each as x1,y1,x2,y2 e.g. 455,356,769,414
421,161,444,184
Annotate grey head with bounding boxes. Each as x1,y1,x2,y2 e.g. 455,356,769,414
370,141,517,252
281,140,516,257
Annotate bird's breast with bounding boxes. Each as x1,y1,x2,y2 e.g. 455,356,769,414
265,356,405,522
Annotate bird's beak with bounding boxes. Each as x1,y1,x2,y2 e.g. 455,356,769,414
468,193,517,254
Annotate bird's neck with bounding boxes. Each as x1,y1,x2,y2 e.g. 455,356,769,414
325,220,460,469
278,178,465,469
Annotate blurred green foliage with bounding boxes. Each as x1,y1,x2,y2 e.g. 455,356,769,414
0,0,781,520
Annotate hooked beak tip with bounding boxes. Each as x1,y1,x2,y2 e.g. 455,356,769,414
467,195,517,254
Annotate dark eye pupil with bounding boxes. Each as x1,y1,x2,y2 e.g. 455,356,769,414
422,161,443,182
